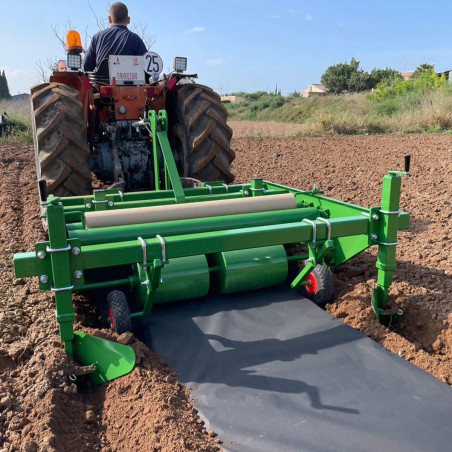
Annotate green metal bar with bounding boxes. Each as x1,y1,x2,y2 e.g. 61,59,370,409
286,254,309,261
150,110,160,193
371,173,403,320
46,204,75,355
78,216,368,271
68,207,320,245
156,110,185,202
58,184,250,208
75,277,135,291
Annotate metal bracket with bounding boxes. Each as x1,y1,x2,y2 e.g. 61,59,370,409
50,284,75,292
302,219,317,247
376,240,399,246
316,217,331,241
46,244,71,253
137,237,147,269
156,234,167,267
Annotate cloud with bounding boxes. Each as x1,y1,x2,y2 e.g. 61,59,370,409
184,26,205,33
305,14,313,21
3,67,28,77
205,58,225,66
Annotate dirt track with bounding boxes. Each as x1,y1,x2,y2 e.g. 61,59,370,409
0,133,451,451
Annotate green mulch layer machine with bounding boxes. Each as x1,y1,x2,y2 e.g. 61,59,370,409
13,111,410,385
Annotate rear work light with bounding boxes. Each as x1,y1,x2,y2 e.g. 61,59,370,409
173,57,187,73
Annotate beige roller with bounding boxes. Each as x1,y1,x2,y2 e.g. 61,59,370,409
85,193,296,229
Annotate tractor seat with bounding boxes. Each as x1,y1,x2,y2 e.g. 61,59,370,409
86,59,110,84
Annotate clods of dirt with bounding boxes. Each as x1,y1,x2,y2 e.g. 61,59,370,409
0,144,219,452
231,133,452,385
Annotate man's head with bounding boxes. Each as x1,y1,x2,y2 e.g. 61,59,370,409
108,2,130,26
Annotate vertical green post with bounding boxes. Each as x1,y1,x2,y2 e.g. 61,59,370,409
46,204,75,355
371,173,402,319
251,178,264,196
150,111,160,191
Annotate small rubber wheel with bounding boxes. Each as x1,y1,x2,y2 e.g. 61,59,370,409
298,264,334,308
107,290,132,334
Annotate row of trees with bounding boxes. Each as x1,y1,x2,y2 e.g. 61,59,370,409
320,58,402,94
0,70,11,100
320,59,438,94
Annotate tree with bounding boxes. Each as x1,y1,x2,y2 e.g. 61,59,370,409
0,70,12,100
412,63,435,79
369,67,402,88
321,58,370,94
349,71,371,92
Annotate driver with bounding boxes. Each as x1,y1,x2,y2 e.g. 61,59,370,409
83,2,147,72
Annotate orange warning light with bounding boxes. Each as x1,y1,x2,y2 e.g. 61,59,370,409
66,30,82,51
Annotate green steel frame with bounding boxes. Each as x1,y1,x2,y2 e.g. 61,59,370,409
13,110,410,384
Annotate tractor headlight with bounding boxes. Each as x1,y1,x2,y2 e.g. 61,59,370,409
67,53,82,70
173,57,187,73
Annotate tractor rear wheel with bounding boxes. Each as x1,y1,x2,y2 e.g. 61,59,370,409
31,82,91,197
166,83,235,183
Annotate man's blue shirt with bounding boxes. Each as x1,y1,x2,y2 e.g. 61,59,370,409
83,25,147,72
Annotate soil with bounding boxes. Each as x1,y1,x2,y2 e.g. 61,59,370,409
0,145,220,452
0,132,451,450
231,133,452,385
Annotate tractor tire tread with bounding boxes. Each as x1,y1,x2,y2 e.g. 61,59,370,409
167,83,235,183
31,82,91,197
299,264,334,308
107,290,132,334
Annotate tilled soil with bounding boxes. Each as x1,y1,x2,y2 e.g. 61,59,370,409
0,134,451,451
231,133,452,384
0,145,220,452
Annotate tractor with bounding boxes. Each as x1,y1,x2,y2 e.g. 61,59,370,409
31,30,234,197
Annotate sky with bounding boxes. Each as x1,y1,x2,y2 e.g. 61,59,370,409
1,0,452,95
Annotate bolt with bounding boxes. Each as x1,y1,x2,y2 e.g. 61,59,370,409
37,251,46,259
72,247,81,256
85,203,92,209
40,275,49,284
74,270,83,279
243,190,249,196
371,214,379,221
370,233,378,241
107,201,114,207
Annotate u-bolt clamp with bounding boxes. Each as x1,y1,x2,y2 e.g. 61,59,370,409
156,234,167,268
137,237,148,270
302,219,317,247
316,217,332,241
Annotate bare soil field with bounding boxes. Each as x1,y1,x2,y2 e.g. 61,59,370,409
0,145,220,452
0,133,451,451
231,133,452,383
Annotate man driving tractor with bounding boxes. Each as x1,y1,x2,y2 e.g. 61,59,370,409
83,2,147,72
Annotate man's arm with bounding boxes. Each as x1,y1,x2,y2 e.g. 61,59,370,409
82,36,97,72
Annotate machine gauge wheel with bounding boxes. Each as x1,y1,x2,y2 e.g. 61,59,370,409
107,290,132,334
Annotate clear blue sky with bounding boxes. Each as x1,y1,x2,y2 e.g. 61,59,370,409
1,0,452,95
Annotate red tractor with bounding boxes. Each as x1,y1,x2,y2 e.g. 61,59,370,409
31,30,234,197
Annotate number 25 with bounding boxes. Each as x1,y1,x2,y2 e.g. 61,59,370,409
146,54,159,73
